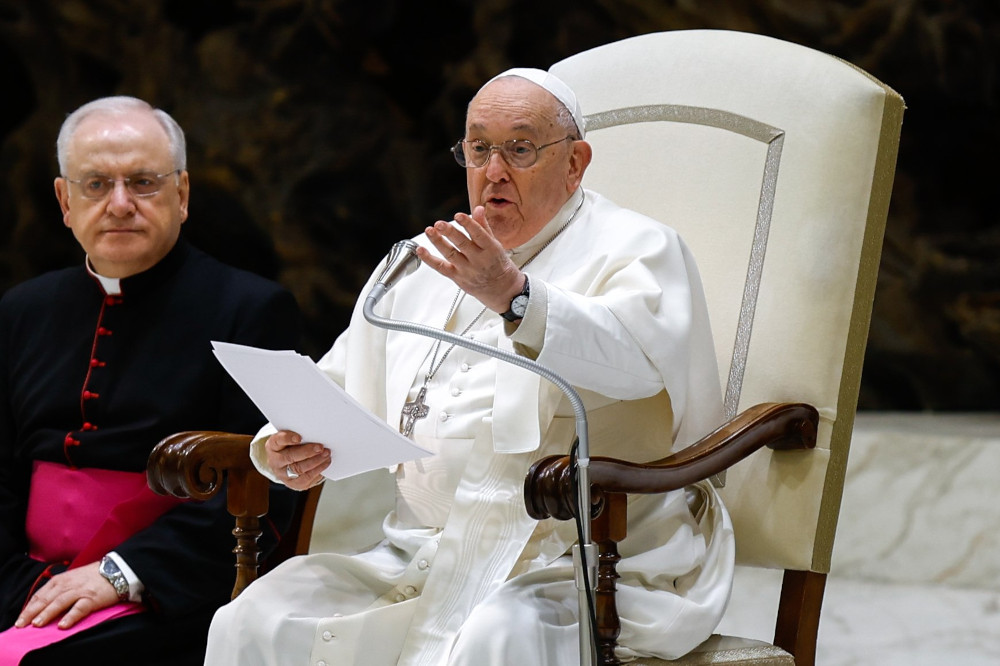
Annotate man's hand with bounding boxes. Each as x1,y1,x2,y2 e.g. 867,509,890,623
14,562,119,630
266,430,331,490
417,206,525,314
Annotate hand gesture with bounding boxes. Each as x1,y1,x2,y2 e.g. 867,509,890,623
417,206,525,314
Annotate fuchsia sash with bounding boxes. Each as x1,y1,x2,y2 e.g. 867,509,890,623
0,461,186,662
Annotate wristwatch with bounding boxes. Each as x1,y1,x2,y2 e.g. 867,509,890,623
500,276,530,322
99,555,130,602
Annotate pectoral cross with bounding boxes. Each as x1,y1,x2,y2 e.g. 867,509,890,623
400,385,430,437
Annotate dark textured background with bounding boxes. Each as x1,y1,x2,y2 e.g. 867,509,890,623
1,0,997,411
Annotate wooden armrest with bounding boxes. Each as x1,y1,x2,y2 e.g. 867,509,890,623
522,402,818,665
146,430,268,598
147,430,267,515
147,430,323,598
525,402,818,522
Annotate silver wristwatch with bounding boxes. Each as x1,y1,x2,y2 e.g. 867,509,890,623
500,276,530,322
99,555,130,602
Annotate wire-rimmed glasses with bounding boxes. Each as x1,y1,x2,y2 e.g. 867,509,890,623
451,137,572,168
64,169,181,200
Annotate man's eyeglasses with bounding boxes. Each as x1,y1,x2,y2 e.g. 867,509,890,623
64,170,181,200
451,137,572,169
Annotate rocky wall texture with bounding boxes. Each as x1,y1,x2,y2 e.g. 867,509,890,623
1,0,997,410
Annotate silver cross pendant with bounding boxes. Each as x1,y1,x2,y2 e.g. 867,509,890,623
400,385,430,437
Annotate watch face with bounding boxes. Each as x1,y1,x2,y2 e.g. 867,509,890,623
100,557,129,599
511,295,529,317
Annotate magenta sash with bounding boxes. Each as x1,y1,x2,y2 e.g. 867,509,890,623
0,461,186,662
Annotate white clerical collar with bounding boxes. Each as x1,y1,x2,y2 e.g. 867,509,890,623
508,188,586,264
85,258,122,295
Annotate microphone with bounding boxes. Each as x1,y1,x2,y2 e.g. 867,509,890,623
362,241,597,666
369,239,422,305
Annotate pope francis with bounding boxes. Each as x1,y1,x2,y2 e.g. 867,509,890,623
203,67,735,666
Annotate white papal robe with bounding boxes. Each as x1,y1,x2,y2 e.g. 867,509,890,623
204,188,735,666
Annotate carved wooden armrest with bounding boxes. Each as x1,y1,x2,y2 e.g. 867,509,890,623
525,402,818,520
522,402,819,665
146,430,266,599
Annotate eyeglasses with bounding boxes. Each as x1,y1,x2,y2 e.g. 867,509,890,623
451,137,572,168
64,169,181,200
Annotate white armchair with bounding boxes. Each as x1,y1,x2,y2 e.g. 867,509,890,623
524,29,904,665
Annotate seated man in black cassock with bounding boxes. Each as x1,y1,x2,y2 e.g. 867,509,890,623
0,95,301,665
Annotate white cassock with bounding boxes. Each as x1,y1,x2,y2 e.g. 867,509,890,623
204,188,735,666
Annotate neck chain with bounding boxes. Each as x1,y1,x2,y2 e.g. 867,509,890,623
399,194,585,436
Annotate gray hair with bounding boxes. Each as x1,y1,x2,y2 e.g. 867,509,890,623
56,96,187,175
553,103,583,141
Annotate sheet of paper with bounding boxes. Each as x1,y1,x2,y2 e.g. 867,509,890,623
211,341,431,480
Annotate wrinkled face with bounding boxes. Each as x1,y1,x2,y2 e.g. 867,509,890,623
54,110,188,278
464,77,590,249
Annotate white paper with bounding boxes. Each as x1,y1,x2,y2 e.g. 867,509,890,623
211,341,431,480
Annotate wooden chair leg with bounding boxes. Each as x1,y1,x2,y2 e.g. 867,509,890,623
774,569,826,666
593,492,628,665
232,515,263,599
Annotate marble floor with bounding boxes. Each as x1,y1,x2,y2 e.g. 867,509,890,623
717,411,1000,665
719,566,1000,665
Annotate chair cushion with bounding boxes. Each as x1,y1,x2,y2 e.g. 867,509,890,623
633,634,795,665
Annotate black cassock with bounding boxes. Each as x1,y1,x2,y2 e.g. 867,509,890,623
0,238,302,665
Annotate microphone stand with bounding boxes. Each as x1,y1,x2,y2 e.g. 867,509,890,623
364,241,597,666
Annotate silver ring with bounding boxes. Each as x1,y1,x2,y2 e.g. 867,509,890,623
285,464,299,480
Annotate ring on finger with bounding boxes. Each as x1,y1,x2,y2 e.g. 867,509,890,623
285,464,299,479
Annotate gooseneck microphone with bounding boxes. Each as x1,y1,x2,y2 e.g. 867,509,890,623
368,239,422,305
363,239,597,666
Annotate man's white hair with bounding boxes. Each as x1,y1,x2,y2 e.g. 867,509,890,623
56,96,187,175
